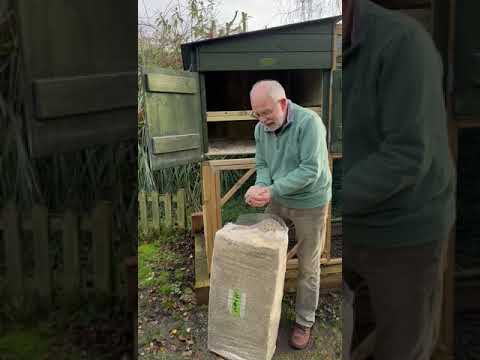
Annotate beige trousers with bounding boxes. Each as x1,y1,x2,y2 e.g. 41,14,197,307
266,201,328,327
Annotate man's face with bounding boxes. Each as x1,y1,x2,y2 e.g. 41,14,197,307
250,95,287,131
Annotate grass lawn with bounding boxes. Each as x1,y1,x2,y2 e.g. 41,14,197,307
138,215,341,359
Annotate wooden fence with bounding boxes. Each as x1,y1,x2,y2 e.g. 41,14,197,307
0,202,114,307
138,189,186,232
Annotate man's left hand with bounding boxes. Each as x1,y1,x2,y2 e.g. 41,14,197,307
248,187,272,207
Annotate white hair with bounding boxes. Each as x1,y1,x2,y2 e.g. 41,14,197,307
250,80,286,102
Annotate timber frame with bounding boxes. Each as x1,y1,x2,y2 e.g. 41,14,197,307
193,156,342,304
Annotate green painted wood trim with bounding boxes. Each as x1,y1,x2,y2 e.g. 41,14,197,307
331,69,342,153
322,71,330,129
198,52,332,71
152,133,201,154
92,202,112,294
63,210,80,302
146,73,198,94
198,34,332,53
199,73,209,154
4,206,23,297
30,107,137,158
33,72,136,119
32,205,52,308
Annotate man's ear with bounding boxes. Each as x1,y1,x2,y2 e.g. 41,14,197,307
279,98,288,111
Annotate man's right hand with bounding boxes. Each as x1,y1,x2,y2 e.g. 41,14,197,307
245,186,270,207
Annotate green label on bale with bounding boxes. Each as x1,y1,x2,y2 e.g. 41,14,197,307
228,289,245,318
232,290,241,316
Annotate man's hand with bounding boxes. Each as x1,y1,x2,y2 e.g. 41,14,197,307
245,186,272,207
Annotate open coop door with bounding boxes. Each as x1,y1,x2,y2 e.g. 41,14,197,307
142,68,204,170
14,0,137,157
330,69,342,154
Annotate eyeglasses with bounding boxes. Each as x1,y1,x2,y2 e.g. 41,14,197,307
251,108,274,119
250,99,281,119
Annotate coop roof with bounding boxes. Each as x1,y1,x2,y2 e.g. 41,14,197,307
181,16,342,71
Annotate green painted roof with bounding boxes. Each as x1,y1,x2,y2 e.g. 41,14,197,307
181,16,341,71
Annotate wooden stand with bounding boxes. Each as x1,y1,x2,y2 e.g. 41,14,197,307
194,157,342,304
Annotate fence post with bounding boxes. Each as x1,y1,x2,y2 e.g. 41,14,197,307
163,193,172,228
32,205,52,308
175,189,186,229
3,205,23,298
151,192,160,231
92,201,112,295
138,192,147,233
63,209,80,302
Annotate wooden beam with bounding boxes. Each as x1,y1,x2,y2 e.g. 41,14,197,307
213,169,222,263
220,168,256,206
92,202,112,294
151,192,160,231
285,261,342,293
4,205,23,298
194,232,210,305
145,72,197,94
191,212,204,233
138,192,147,232
206,107,322,122
205,158,256,169
32,205,52,308
175,189,186,229
34,72,136,119
207,110,255,122
63,210,80,303
152,134,201,154
202,163,220,272
30,107,137,158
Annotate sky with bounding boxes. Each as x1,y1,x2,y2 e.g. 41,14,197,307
138,0,340,32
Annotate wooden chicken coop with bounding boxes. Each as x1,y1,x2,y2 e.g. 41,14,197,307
143,17,343,302
348,1,480,360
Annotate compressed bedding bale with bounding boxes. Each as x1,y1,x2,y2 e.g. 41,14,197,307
208,217,289,360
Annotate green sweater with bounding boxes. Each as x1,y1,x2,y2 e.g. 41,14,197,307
254,101,331,209
343,0,456,247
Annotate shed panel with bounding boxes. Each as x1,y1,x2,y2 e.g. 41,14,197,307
198,34,332,53
198,52,332,71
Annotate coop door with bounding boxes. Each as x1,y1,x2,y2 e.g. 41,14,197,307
330,70,342,154
143,69,204,170
14,0,137,157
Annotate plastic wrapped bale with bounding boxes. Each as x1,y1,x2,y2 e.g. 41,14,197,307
208,214,289,360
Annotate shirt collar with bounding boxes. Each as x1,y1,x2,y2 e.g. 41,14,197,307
263,99,293,133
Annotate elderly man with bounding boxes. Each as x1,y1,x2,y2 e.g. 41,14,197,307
342,1,456,359
244,80,332,349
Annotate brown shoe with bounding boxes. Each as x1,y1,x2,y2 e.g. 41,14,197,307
289,323,312,350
